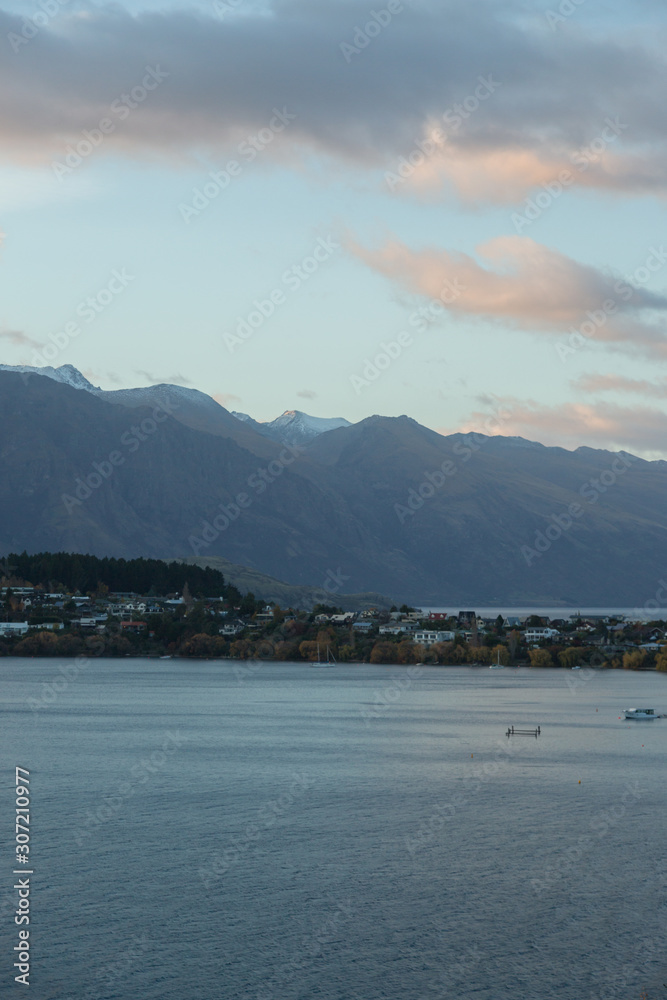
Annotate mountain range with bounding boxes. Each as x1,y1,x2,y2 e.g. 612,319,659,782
1,363,666,606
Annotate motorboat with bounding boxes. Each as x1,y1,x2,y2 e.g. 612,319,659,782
623,708,657,720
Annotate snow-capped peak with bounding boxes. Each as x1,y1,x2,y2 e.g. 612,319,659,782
0,363,99,391
268,410,351,440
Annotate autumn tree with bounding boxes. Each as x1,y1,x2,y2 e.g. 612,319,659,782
529,649,553,668
623,649,647,671
558,647,580,669
369,641,398,664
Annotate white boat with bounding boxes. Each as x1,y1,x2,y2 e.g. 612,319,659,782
311,643,337,666
571,665,581,670
489,650,505,669
624,708,657,720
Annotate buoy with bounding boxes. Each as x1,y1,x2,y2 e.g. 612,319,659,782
578,780,581,784
471,754,473,758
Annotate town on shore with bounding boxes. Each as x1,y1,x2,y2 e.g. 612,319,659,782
1,571,666,669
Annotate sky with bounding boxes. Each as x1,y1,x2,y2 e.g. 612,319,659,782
2,0,667,455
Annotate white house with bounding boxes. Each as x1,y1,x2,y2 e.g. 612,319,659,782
0,622,29,636
414,630,455,646
524,628,560,642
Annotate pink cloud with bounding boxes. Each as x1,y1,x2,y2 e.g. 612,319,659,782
212,392,241,408
573,374,667,398
350,234,667,358
447,398,667,456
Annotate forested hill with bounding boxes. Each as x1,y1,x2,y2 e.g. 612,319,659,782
2,551,241,600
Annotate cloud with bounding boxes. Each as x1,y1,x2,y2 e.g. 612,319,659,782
450,397,667,456
1,0,667,201
350,234,667,358
212,392,241,407
0,328,42,349
573,374,667,398
135,369,192,386
296,389,317,399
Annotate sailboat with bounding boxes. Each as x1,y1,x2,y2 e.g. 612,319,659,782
311,643,337,666
489,649,505,669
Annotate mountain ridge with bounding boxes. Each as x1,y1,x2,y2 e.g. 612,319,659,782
2,365,666,604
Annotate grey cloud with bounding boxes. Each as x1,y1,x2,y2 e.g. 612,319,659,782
1,0,666,198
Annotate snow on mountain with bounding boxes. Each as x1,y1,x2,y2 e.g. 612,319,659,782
1,364,352,447
264,410,351,445
0,363,99,391
231,408,352,445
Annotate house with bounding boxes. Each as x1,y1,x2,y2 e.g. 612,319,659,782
330,613,355,625
120,621,147,634
503,616,522,628
352,621,374,631
457,611,476,626
30,622,64,631
414,630,455,646
378,625,405,635
524,628,560,642
428,612,449,621
73,618,98,629
0,622,29,635
219,622,245,636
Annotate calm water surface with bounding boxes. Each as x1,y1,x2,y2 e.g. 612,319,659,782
1,659,666,999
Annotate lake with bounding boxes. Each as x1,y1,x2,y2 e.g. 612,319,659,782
1,659,666,999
